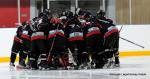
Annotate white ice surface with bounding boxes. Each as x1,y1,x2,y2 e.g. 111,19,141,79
0,56,150,79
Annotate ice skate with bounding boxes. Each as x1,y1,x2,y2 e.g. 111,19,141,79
114,57,120,68
114,63,120,67
79,62,89,70
29,59,38,70
24,60,31,69
103,58,113,69
38,61,48,70
16,59,26,69
89,59,96,69
9,62,15,67
78,64,84,70
109,60,115,69
9,62,15,70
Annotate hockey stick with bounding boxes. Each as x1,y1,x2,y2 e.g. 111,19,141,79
47,24,60,63
118,24,144,48
120,36,144,48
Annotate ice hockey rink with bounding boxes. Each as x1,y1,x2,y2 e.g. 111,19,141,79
0,56,149,79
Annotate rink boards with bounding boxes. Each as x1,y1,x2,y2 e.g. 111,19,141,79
0,25,150,62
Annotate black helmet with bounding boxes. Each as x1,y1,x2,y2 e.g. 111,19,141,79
97,10,105,17
38,12,44,18
43,9,51,16
84,11,91,19
66,11,73,19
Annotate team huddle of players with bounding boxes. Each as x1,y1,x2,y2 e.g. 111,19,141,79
9,9,120,70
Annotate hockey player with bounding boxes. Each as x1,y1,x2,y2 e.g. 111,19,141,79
29,12,49,70
102,21,119,68
9,23,23,68
16,21,32,69
64,14,86,69
81,11,104,69
96,10,120,68
47,14,68,69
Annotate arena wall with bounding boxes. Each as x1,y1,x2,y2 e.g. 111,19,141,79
0,0,30,28
0,25,150,62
